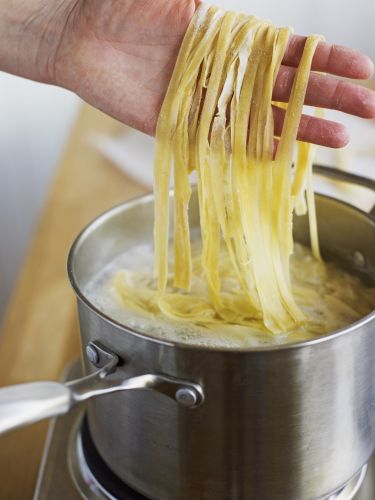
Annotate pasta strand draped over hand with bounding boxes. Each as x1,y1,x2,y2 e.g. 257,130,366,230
121,4,325,334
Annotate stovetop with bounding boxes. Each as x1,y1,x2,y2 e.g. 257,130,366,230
33,361,375,500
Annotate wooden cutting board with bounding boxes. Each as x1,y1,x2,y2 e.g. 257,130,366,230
0,104,148,499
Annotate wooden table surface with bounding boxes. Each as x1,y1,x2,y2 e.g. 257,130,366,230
0,104,147,499
0,78,374,499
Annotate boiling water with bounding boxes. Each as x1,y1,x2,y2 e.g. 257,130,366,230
84,243,375,348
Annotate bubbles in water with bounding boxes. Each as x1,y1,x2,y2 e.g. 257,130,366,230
83,242,375,348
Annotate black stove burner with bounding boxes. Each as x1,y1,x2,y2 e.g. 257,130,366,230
81,417,149,500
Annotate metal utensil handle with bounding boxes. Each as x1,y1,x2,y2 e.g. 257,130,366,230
0,382,72,434
313,164,375,216
0,342,204,435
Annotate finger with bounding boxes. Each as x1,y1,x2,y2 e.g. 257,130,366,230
272,105,350,148
283,35,374,79
273,65,375,119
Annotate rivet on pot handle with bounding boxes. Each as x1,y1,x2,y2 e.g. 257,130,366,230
313,164,375,216
0,341,204,436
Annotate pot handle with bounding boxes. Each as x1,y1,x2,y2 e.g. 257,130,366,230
313,164,375,216
0,342,204,435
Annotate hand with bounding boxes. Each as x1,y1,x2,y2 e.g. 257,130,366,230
1,0,375,148
50,0,197,134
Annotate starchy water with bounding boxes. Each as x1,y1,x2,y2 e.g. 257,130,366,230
84,242,375,348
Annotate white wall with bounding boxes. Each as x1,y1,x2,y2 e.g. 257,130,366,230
215,0,375,61
0,74,80,319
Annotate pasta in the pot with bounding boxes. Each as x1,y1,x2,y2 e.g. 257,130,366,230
113,5,342,335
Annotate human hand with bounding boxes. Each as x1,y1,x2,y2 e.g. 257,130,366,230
1,0,375,148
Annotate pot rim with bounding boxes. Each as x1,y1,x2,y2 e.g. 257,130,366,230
67,190,375,353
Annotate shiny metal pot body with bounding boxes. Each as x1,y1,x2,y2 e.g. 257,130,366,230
69,176,375,500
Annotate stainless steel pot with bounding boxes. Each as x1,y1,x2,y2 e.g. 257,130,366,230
0,166,374,500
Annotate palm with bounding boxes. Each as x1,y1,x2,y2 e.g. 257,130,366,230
56,0,375,147
56,0,196,134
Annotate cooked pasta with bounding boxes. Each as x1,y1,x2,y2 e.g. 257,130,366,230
111,5,367,337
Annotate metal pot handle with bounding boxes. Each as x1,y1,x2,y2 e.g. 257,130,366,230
313,164,375,216
0,341,204,435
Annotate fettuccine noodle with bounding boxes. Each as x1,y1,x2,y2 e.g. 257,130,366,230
115,5,332,335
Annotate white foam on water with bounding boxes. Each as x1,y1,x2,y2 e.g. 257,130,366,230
84,243,375,348
84,243,281,348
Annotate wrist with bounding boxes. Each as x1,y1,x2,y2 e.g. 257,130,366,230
0,0,78,85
